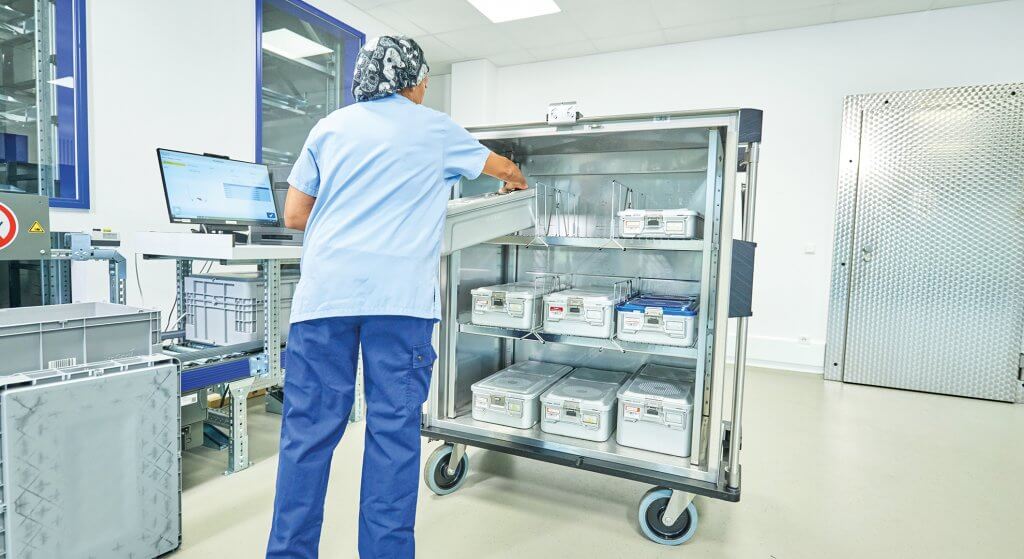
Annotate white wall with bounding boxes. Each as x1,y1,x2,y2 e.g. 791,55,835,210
448,0,1024,372
423,73,452,114
50,0,393,320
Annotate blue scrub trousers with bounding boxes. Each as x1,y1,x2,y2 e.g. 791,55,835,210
266,315,437,559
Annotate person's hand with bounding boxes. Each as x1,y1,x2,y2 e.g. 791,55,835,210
499,181,528,194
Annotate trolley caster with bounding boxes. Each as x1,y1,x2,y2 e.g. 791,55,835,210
424,444,470,496
638,487,698,546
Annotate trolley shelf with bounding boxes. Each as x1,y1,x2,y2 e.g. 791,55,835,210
486,235,705,252
458,314,700,359
423,416,738,502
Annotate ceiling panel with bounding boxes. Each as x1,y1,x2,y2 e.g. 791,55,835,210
739,0,836,16
662,19,749,44
592,29,669,53
350,0,1002,74
931,0,1001,6
744,5,837,32
347,0,403,9
833,0,933,22
433,25,515,57
649,0,745,29
497,12,590,47
527,40,599,62
569,0,663,39
386,0,491,34
487,50,540,66
364,4,428,36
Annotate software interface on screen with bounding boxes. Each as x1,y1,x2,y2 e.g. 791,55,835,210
159,150,278,225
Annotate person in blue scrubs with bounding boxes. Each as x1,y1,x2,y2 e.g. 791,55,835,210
265,36,528,559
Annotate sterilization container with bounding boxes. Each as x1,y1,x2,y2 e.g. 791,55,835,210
471,281,558,330
0,302,161,376
617,208,704,239
540,367,630,442
617,295,699,347
185,272,299,345
617,364,696,457
471,361,574,428
542,288,619,338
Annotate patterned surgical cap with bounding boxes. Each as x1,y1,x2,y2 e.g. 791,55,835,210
352,36,430,102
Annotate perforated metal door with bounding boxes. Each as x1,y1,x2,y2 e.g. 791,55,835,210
828,84,1024,401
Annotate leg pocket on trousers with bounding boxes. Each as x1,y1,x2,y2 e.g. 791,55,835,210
405,342,437,407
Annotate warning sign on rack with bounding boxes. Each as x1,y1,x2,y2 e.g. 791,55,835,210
28,221,44,234
0,202,18,251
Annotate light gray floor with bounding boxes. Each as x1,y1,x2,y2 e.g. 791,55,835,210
177,368,1024,558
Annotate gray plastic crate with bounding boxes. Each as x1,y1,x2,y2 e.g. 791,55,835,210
0,355,181,558
0,302,161,376
184,272,299,346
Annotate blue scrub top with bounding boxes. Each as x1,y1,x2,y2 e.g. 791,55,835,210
287,94,490,323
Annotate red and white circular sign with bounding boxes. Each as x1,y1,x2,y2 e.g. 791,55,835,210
0,202,19,252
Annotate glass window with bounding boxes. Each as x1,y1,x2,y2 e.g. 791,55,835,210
257,0,363,167
0,0,88,208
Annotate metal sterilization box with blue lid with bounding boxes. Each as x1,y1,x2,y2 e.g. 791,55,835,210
616,295,699,347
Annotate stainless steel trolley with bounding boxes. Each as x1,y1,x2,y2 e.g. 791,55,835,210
422,107,762,546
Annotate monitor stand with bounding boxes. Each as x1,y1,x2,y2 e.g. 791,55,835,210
199,225,250,245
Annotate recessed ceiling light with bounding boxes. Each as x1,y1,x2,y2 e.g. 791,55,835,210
262,28,332,60
467,0,560,23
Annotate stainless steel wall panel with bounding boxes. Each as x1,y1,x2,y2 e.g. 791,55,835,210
824,96,865,381
826,83,1024,401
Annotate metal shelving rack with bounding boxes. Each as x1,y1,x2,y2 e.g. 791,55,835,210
136,233,365,475
421,107,762,546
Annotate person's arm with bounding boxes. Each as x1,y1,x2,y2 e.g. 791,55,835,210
283,186,316,231
482,152,528,193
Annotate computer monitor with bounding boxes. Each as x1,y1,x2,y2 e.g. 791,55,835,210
157,149,279,227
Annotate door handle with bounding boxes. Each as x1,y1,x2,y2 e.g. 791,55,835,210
861,246,874,262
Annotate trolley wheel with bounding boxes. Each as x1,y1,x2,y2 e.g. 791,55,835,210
638,487,698,546
424,444,470,496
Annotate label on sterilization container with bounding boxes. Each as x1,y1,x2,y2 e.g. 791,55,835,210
548,305,566,319
623,220,643,234
475,395,489,408
508,399,524,417
582,413,600,429
665,410,687,426
545,406,560,421
666,221,685,232
624,316,643,330
474,298,489,312
624,404,642,420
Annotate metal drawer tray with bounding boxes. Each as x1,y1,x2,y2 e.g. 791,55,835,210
443,189,536,255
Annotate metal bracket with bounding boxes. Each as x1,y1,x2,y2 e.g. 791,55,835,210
250,353,269,376
445,443,467,477
225,376,256,475
662,490,695,526
546,101,581,125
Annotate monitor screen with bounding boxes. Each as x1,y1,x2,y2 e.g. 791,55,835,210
157,149,279,226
